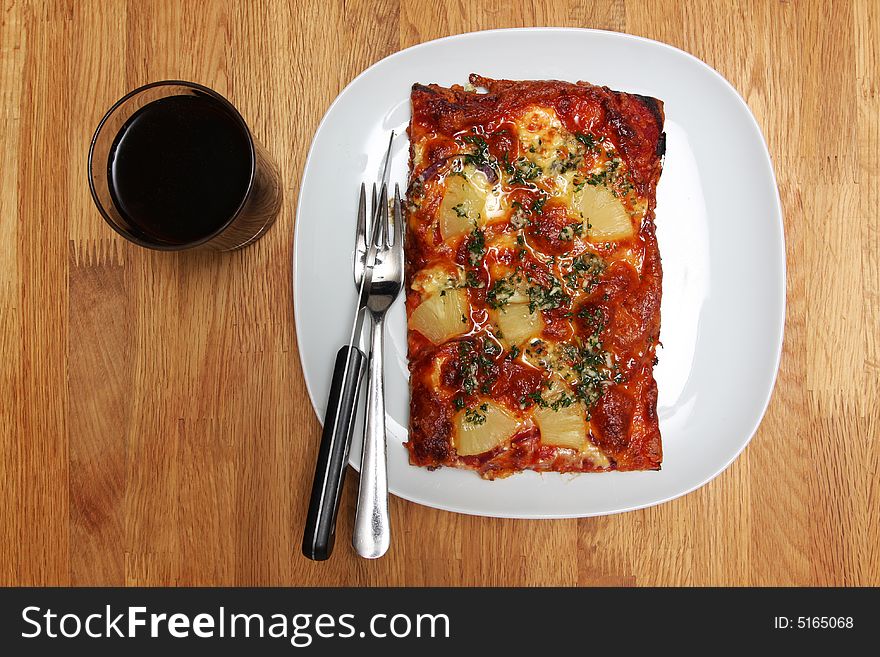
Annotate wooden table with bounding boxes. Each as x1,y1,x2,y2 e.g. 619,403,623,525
1,0,877,586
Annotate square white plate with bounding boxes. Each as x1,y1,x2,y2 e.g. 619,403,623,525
293,28,785,518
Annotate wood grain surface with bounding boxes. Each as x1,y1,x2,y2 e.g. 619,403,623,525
0,0,877,586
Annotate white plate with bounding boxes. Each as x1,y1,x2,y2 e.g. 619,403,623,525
293,28,785,518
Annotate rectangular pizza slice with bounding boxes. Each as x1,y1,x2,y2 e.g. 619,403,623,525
404,74,665,479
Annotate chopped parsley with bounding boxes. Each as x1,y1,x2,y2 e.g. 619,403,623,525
464,270,484,288
527,279,570,313
531,194,548,215
558,222,584,241
486,273,521,309
510,202,530,229
501,152,515,175
518,308,615,413
573,252,605,274
467,228,486,266
458,341,479,395
526,390,548,408
527,339,547,356
572,356,610,408
577,305,605,331
564,252,606,290
483,341,501,358
585,170,610,186
567,322,613,409
549,392,576,411
509,156,542,185
457,340,497,396
584,157,622,187
463,403,489,425
453,203,469,218
460,134,496,172
555,151,582,174
576,132,600,151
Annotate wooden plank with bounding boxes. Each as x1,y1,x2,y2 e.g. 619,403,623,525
12,5,71,586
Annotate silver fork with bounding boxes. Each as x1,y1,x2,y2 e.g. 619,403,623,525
353,134,394,289
352,184,404,559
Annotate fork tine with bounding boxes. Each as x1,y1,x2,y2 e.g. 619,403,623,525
382,182,392,249
363,183,383,270
354,183,367,284
372,183,384,246
378,183,389,248
393,184,403,249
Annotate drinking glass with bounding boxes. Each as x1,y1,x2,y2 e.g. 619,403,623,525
88,80,282,251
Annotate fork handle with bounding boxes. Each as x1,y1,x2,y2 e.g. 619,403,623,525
353,312,391,559
302,344,366,561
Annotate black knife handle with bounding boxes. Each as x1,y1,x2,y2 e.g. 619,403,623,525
302,345,366,561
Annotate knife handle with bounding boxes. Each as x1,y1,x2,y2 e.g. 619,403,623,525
302,345,366,561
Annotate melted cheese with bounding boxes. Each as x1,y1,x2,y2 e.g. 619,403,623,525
521,341,578,385
425,353,446,390
487,232,519,252
582,440,611,468
517,106,569,170
410,263,465,296
413,141,426,169
548,171,577,204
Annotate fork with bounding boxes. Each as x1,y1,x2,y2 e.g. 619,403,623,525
352,184,404,559
302,183,380,561
354,134,394,289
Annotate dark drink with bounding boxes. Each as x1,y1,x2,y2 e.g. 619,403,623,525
89,81,282,251
108,94,253,245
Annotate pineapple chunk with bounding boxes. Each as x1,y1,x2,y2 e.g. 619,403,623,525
438,172,489,240
534,402,610,466
492,303,544,347
410,288,471,344
453,401,520,456
534,402,588,449
576,184,633,241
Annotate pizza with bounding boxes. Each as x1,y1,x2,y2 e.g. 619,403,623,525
403,74,665,479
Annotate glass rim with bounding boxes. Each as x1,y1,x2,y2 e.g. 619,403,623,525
87,80,257,251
